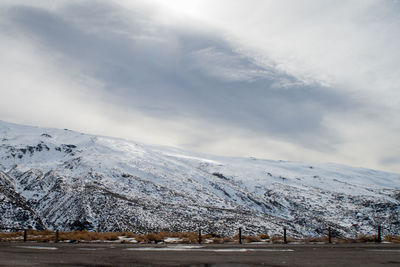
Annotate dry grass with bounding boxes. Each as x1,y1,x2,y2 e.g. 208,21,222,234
121,231,135,238
270,235,298,244
0,230,125,242
304,236,329,243
131,232,236,244
333,235,377,243
0,231,24,241
230,234,264,243
209,236,234,244
0,230,55,242
244,235,261,243
202,233,214,239
356,235,377,243
59,231,135,242
211,237,225,244
385,235,400,243
259,233,269,240
58,231,120,241
135,231,200,243
318,235,380,244
270,235,284,243
223,236,234,243
1,230,398,244
29,230,56,242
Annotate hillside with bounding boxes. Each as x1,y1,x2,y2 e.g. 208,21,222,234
0,120,399,237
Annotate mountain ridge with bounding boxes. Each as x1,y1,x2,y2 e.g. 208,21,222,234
0,120,399,237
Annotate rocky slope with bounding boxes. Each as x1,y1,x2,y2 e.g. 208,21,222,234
0,120,399,237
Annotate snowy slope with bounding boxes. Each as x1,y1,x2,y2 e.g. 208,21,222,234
0,120,399,237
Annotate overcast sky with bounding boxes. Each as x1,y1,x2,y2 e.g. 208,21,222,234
1,0,399,173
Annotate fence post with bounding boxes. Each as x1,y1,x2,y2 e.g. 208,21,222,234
239,227,242,244
23,229,27,242
283,227,287,244
198,229,201,244
328,227,332,244
55,230,59,243
377,225,381,243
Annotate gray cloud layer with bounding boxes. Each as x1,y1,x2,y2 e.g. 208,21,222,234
1,0,399,172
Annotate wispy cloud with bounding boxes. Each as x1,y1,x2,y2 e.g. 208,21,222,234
0,0,399,172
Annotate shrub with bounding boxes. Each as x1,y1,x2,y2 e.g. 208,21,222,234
259,233,269,239
123,232,135,238
135,235,148,243
271,235,284,243
385,235,400,243
57,230,119,241
212,237,224,244
0,231,24,241
244,235,261,243
3,230,392,244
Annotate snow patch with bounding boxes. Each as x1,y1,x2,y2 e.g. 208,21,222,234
15,246,58,250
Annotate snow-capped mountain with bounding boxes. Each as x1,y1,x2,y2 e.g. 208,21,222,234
0,120,399,237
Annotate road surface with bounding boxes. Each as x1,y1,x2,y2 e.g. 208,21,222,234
0,242,399,266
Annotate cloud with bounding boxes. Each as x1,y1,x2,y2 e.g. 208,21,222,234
0,0,399,172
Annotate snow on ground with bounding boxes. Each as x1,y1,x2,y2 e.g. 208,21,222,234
118,236,137,243
0,120,399,237
15,246,58,250
164,237,183,243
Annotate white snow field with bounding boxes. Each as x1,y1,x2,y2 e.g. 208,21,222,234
0,120,399,237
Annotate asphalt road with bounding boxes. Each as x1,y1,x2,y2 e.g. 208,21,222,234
1,242,400,267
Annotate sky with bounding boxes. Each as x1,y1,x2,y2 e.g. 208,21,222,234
0,0,400,173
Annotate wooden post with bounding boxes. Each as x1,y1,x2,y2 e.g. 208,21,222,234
283,227,287,244
55,230,59,243
198,229,201,244
377,225,381,243
328,227,332,244
23,229,27,242
239,227,242,244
